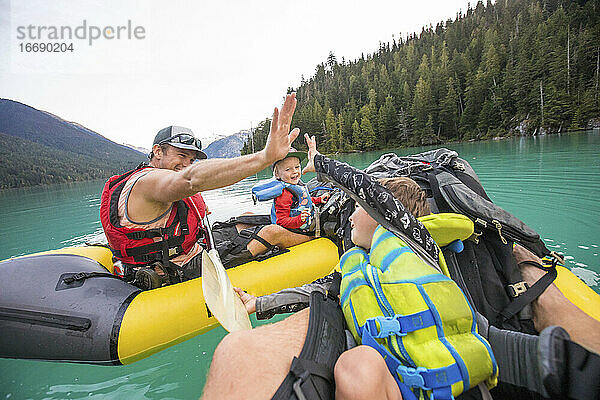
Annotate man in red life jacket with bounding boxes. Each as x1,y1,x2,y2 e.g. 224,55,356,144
100,94,310,288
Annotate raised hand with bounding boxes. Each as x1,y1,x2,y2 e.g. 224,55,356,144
302,133,320,174
263,93,300,164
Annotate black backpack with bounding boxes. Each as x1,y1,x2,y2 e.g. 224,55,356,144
356,148,562,334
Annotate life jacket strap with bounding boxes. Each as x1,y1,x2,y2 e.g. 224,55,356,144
123,200,187,241
363,310,436,339
125,227,168,240
360,324,462,400
309,186,334,194
112,235,185,262
175,200,190,235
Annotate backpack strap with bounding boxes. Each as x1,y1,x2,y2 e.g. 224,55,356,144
271,291,346,400
238,225,275,252
499,260,558,324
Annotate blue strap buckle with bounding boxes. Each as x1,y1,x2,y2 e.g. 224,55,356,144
397,365,430,390
365,316,406,338
365,311,435,339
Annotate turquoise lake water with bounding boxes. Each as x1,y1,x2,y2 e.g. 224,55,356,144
1,130,599,399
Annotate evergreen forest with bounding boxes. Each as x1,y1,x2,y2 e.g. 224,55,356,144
0,100,147,189
242,0,600,155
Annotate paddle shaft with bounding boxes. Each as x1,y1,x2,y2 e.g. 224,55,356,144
203,215,217,251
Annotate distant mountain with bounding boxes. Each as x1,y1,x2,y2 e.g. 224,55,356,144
203,130,251,158
124,143,150,155
0,99,147,189
202,133,228,147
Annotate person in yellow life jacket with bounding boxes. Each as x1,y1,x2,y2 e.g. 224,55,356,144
203,139,600,400
203,144,497,400
334,203,497,400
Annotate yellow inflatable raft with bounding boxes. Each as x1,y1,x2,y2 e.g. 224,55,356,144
0,239,339,365
0,235,597,366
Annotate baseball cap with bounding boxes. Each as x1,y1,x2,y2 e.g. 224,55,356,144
152,126,208,160
272,147,307,169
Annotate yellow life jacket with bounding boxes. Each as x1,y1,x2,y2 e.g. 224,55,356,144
339,213,498,400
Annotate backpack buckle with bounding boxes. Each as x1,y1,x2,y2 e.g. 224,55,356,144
507,281,529,297
550,251,565,265
292,370,310,400
468,231,483,244
453,162,466,171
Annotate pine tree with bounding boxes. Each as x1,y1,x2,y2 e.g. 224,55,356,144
325,108,338,152
337,114,347,151
412,76,433,144
352,119,362,148
378,96,398,146
361,116,377,149
439,77,460,138
311,100,324,144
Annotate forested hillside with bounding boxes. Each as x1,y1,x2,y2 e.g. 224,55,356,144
243,0,599,154
0,100,147,189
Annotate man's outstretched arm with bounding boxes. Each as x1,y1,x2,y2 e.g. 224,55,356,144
139,93,299,204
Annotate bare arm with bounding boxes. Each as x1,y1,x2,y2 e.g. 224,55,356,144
234,273,337,319
139,151,280,203
137,94,300,204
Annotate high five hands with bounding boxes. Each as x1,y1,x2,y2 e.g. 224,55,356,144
263,93,300,164
302,133,320,174
262,94,319,173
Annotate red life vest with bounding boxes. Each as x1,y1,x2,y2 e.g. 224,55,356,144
99,166,207,267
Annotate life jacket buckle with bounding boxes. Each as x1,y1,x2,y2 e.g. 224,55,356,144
127,231,148,240
396,365,429,389
366,316,406,338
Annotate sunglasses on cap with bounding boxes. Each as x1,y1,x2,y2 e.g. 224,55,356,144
159,133,202,150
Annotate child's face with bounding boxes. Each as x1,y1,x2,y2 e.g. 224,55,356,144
274,157,302,184
349,204,379,250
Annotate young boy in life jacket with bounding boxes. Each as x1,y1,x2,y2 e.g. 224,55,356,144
207,137,600,400
267,148,330,233
212,145,498,400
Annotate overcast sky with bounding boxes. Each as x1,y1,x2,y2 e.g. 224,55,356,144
1,0,474,149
